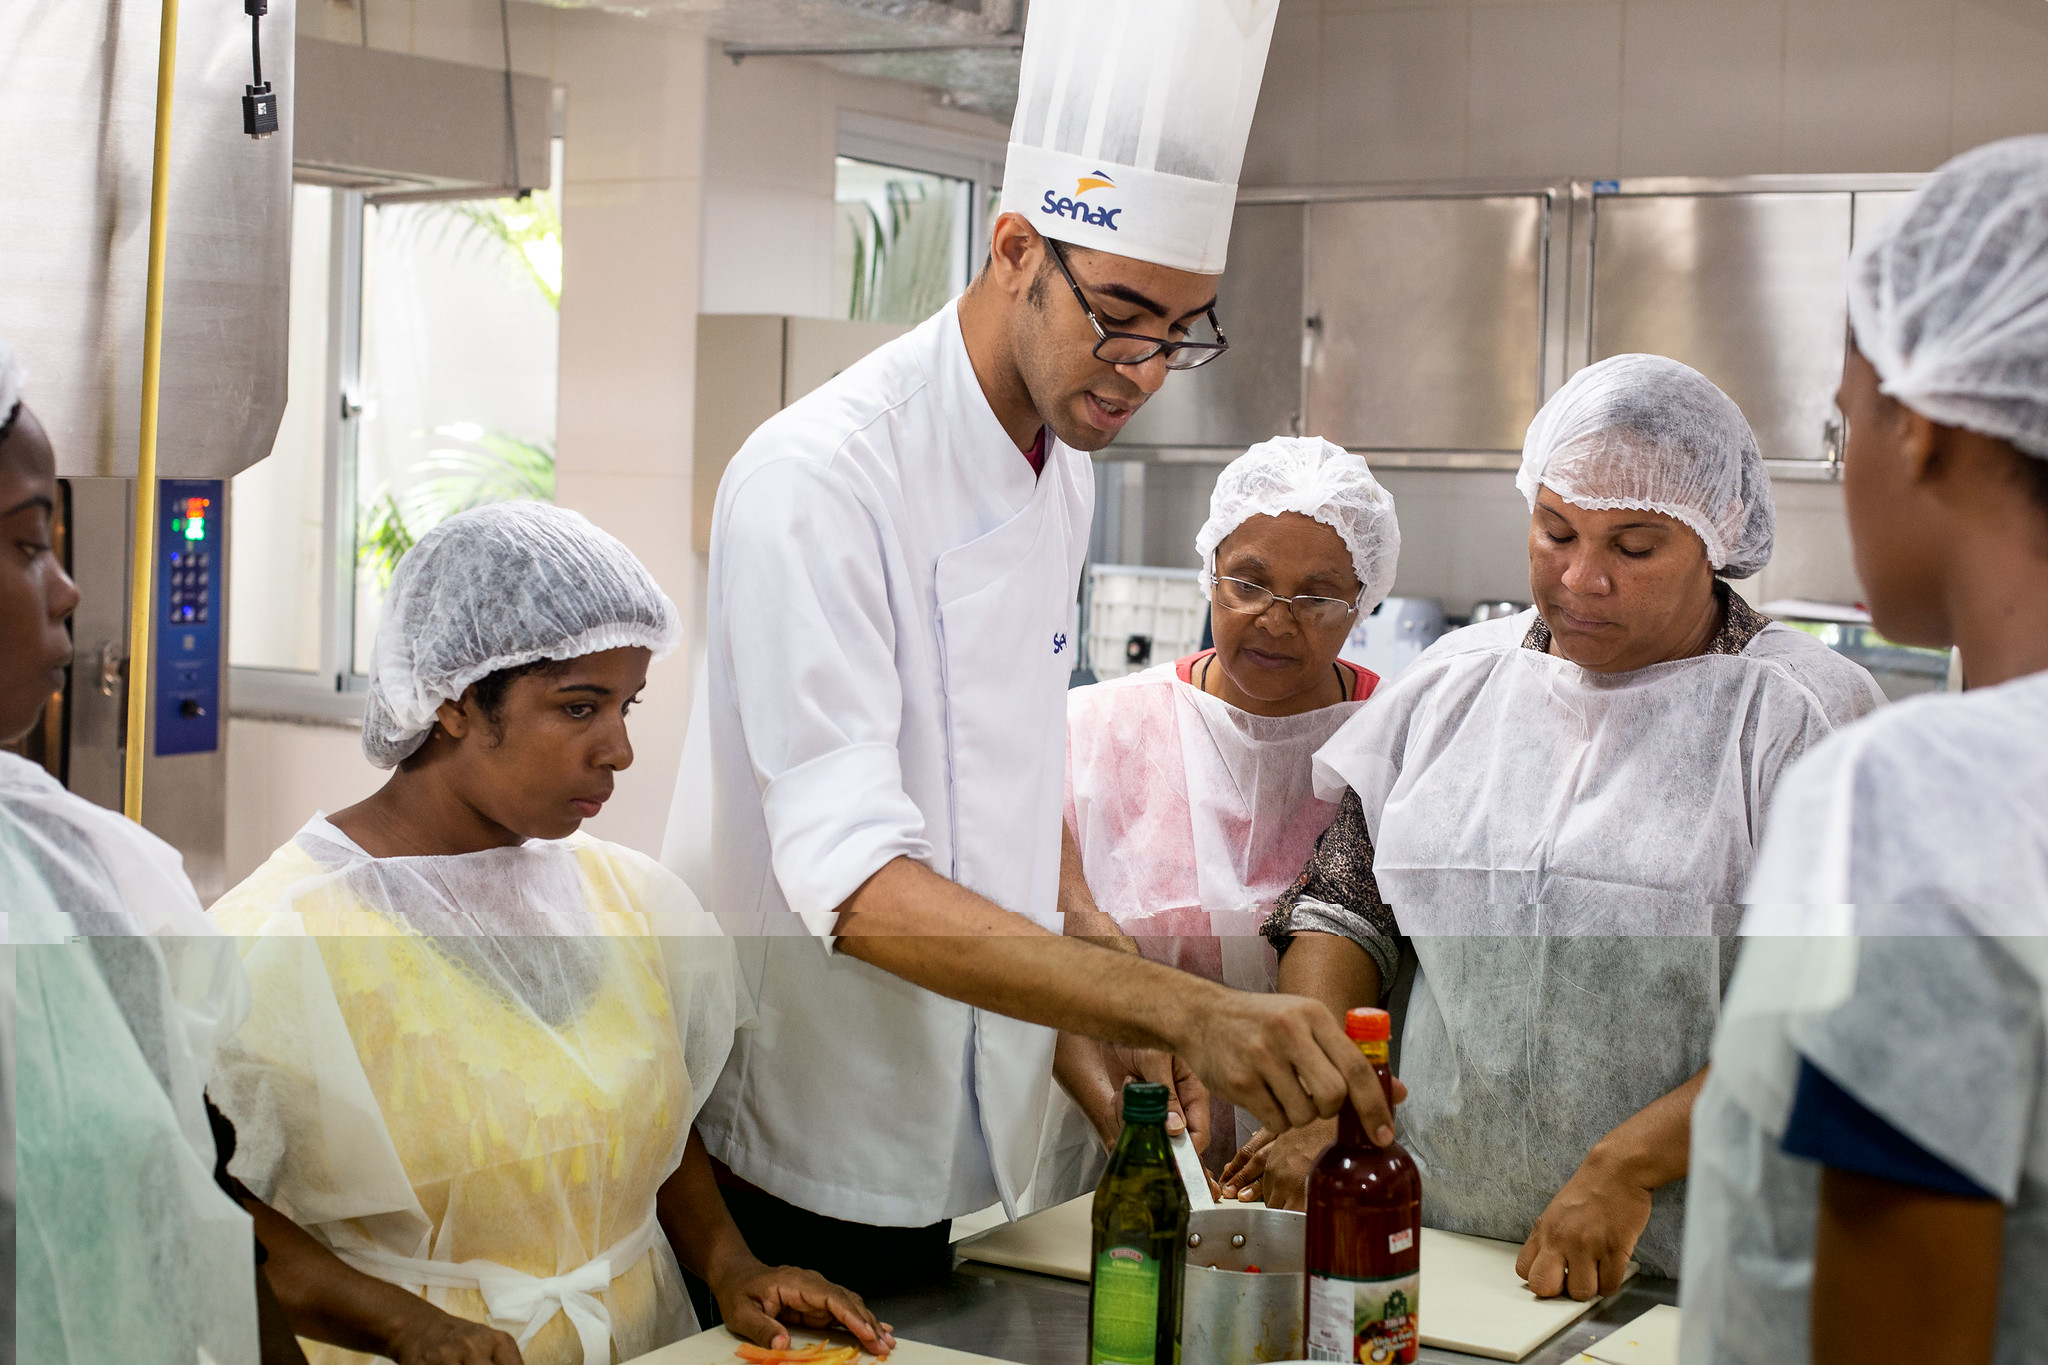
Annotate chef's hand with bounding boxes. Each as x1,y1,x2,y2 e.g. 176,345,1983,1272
382,1301,525,1365
1515,1151,1653,1302
1175,991,1399,1147
714,1262,896,1357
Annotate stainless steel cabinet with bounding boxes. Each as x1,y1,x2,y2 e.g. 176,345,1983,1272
1307,195,1549,453
1117,203,1305,448
1108,173,1923,495
1589,192,1853,465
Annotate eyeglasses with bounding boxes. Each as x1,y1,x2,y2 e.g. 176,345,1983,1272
1211,575,1362,630
1045,238,1230,371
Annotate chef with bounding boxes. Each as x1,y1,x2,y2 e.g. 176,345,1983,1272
668,0,1397,1297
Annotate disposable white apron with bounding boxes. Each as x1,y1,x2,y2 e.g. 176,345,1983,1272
1026,665,1367,1208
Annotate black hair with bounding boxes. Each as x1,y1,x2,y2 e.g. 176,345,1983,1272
470,656,576,729
0,401,20,445
397,657,572,769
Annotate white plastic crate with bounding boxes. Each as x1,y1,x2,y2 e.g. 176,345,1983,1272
1084,564,1209,680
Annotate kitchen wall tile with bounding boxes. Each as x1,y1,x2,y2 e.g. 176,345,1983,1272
1748,478,1861,607
700,183,839,315
1619,0,1785,176
554,8,708,185
558,176,704,480
702,52,834,194
1468,2,1624,178
1319,8,1472,182
1782,0,1955,171
1951,1,2048,152
224,718,384,889
550,469,696,858
1243,0,1323,185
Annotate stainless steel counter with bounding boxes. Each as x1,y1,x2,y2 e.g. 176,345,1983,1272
870,1262,1678,1365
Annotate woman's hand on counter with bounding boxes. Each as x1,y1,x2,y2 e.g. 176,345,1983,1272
1513,1149,1653,1302
712,1260,896,1357
1217,1119,1333,1210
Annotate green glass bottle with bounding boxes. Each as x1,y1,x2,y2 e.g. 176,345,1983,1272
1088,1081,1191,1365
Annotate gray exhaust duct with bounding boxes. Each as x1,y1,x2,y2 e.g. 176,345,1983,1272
0,0,295,480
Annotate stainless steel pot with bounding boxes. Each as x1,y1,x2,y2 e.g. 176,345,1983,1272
1182,1206,1307,1365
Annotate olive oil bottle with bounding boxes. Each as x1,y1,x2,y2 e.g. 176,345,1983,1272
1088,1081,1191,1365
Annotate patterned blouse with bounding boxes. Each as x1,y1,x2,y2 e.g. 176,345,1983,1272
1261,584,1770,990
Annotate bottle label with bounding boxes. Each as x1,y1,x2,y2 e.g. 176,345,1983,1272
1091,1245,1161,1365
1306,1270,1420,1365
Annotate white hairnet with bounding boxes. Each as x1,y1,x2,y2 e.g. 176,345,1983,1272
1194,436,1401,614
363,501,683,768
1518,354,1774,578
1848,135,2048,459
0,338,24,429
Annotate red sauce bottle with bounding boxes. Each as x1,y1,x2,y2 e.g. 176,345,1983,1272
1304,1007,1422,1365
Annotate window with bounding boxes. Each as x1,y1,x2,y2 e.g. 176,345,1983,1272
230,155,562,719
835,158,972,324
833,114,1005,326
229,183,333,676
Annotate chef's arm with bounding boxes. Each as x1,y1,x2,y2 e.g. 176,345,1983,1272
1810,1167,2003,1365
236,1194,524,1364
1053,822,1214,1148
1215,932,1388,1208
834,855,1398,1144
1516,1065,1710,1300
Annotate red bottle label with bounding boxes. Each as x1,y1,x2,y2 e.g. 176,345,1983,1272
1305,1270,1419,1365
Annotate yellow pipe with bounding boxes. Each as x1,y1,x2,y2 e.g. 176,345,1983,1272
125,0,180,823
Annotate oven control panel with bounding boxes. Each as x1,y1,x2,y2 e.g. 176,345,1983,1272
155,479,223,756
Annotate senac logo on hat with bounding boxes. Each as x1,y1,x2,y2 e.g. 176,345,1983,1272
1041,168,1122,230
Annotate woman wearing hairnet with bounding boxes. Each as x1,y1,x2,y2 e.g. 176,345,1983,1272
1219,355,1884,1299
1683,136,2048,1364
1,340,312,1365
207,501,892,1365
1037,438,1400,1202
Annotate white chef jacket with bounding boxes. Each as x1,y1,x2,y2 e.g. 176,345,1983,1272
686,300,1094,1226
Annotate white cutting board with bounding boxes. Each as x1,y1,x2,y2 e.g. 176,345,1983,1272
956,1197,1631,1362
626,1325,1014,1365
956,1193,1095,1278
1418,1228,1631,1362
1578,1305,1680,1365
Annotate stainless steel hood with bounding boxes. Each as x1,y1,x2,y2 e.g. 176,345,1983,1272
0,0,295,480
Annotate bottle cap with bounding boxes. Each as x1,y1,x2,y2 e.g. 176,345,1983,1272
1122,1081,1170,1123
1345,1007,1392,1042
